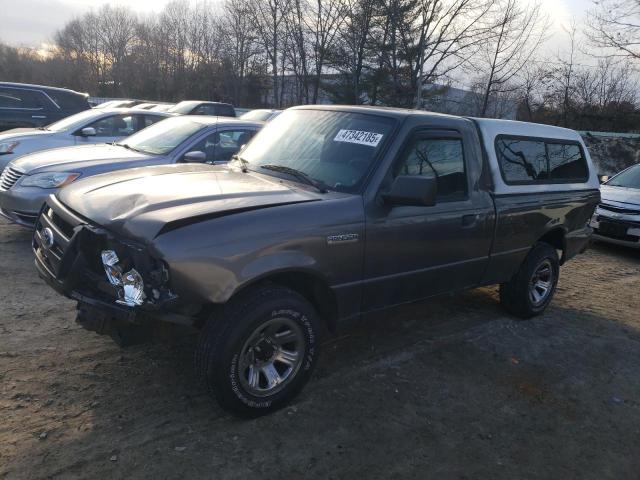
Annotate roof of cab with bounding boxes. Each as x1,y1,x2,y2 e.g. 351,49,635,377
290,104,465,121
290,105,584,142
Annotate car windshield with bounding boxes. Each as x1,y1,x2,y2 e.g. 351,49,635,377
168,101,199,114
46,109,106,132
115,117,206,155
238,110,395,193
240,110,276,122
608,165,640,189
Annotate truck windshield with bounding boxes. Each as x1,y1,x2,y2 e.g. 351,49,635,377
239,110,395,193
608,165,640,189
115,117,205,155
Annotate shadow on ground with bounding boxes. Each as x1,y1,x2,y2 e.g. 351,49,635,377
1,219,639,479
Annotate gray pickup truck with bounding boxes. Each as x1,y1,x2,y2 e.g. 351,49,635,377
33,106,600,416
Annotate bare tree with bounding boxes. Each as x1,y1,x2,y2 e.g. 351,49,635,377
307,0,345,103
518,62,549,121
477,0,548,117
219,0,260,104
587,0,640,60
246,0,291,106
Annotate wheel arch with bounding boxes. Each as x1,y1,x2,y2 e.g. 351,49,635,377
537,226,568,264
229,268,339,334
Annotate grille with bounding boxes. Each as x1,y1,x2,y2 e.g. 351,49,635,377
599,203,640,216
0,166,24,191
34,205,78,277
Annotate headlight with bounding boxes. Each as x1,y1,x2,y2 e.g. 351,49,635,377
0,141,19,154
101,250,146,307
20,172,80,189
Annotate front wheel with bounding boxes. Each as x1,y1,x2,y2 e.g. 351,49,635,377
195,284,321,417
500,242,560,319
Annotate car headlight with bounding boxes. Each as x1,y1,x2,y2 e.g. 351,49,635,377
20,172,80,189
101,250,146,306
0,141,19,154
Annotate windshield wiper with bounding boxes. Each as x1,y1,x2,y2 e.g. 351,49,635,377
115,143,147,154
231,154,249,172
260,164,328,193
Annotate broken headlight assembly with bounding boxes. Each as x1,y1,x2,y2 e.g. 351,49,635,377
101,250,147,307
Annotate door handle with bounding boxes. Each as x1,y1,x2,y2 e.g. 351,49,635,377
31,115,47,119
461,213,481,228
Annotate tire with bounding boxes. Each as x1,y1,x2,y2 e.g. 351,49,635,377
195,284,321,417
499,242,560,319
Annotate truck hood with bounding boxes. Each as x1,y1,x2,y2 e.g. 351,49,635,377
11,144,151,174
57,164,320,241
601,184,640,206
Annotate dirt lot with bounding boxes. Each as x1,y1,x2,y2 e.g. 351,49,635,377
1,216,639,480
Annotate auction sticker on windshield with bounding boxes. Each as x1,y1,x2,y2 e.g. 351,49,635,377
334,129,383,147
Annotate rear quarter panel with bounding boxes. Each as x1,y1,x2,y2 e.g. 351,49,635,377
481,189,600,285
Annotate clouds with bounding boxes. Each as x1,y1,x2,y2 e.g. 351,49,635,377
0,0,176,46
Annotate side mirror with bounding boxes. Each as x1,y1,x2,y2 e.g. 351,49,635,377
599,175,609,184
80,127,96,137
382,175,437,207
182,151,207,163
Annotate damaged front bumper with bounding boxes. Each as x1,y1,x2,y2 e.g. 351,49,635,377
33,196,192,327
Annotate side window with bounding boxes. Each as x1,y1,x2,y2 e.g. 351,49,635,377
142,115,164,128
0,88,43,109
85,115,135,137
395,136,467,200
186,129,256,163
547,143,589,181
496,138,546,183
215,129,256,162
496,136,589,184
193,104,215,115
216,105,236,117
47,91,86,110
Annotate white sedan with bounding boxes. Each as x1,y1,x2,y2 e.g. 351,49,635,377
0,108,170,171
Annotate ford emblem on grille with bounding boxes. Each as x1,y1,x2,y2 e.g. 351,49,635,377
41,227,55,249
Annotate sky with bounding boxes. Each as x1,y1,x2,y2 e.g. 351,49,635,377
0,0,594,48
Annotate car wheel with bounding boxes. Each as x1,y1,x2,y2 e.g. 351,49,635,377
195,284,320,417
499,242,560,319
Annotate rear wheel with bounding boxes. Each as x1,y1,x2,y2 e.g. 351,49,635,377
500,242,560,319
195,284,320,417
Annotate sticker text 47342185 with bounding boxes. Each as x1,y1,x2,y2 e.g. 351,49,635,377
333,129,383,147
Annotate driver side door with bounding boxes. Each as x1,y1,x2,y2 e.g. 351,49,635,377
362,129,495,311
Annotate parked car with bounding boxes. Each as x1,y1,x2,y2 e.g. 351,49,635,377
135,102,173,110
94,100,141,109
590,164,640,248
150,103,175,112
0,117,262,227
168,101,235,117
0,82,90,132
33,106,599,417
240,109,282,122
0,108,170,172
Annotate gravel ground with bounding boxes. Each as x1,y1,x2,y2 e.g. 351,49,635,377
1,216,639,479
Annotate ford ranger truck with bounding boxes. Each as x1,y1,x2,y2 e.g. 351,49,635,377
33,106,600,417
